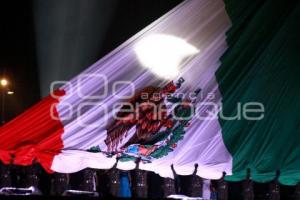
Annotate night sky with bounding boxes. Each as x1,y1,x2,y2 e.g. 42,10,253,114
0,0,183,122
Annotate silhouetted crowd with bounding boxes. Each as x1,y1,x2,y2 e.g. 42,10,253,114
0,162,300,199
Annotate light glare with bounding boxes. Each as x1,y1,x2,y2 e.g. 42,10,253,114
134,34,199,79
0,79,8,87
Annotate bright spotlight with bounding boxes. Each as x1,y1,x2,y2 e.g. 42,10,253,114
7,91,14,95
134,34,199,79
0,79,8,87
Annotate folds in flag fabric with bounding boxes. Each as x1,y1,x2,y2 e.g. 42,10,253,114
0,0,300,186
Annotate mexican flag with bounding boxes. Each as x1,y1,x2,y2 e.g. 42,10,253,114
0,0,300,186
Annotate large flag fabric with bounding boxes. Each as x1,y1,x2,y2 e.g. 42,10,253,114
0,0,300,186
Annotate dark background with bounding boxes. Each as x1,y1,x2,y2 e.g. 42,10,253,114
0,0,183,122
